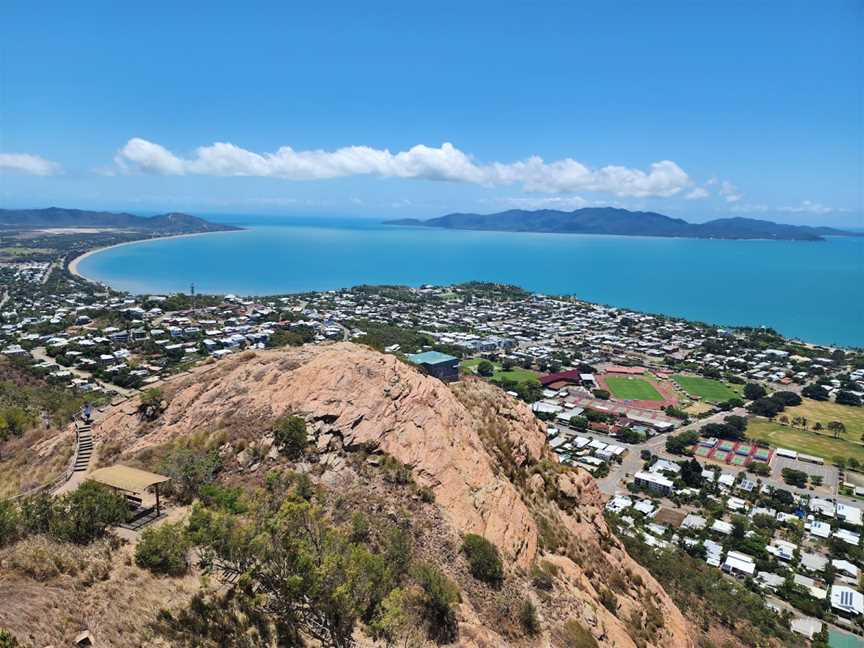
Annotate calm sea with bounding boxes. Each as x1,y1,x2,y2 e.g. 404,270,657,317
76,215,864,347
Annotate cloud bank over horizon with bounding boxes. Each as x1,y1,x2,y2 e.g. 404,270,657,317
115,137,695,199
0,153,62,176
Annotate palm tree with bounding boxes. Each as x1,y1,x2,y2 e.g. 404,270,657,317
827,420,846,439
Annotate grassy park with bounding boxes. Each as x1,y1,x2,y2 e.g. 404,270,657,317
672,374,741,402
461,359,539,384
778,400,864,439
747,419,864,465
604,375,664,401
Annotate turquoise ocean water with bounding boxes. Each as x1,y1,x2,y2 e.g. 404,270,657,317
76,215,864,347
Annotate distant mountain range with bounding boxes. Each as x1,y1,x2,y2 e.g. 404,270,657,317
0,207,240,234
386,207,858,241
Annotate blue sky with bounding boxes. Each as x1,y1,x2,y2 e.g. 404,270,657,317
1,1,861,225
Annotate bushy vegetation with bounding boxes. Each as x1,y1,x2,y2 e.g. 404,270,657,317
135,521,191,575
0,629,28,648
519,599,540,635
0,357,92,438
269,325,316,348
619,532,798,647
0,482,127,547
157,446,222,504
273,414,308,459
665,429,699,454
160,472,461,647
461,533,504,584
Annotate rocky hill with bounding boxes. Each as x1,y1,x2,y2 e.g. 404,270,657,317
387,207,858,241
83,343,693,647
0,207,239,234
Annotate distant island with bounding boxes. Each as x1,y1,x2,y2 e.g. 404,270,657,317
386,207,859,241
0,207,240,235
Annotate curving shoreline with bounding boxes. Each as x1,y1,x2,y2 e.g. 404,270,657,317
67,231,230,282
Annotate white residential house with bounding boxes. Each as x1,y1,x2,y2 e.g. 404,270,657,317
722,551,756,577
634,471,674,496
681,514,707,531
832,559,860,580
835,528,861,547
808,520,831,540
710,520,733,536
837,503,863,527
831,586,864,618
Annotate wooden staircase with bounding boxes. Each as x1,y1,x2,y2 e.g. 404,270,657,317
73,422,93,472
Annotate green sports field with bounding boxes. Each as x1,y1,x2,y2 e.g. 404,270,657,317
604,376,664,401
672,374,741,402
461,359,539,384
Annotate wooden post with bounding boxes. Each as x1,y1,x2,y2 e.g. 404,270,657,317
155,484,161,516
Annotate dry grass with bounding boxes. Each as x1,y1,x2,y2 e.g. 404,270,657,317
0,426,74,497
4,535,113,585
0,537,200,648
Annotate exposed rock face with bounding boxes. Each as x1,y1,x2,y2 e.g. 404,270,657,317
97,343,694,647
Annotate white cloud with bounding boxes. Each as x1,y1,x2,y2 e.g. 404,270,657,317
114,137,694,198
778,200,850,215
731,200,851,215
0,153,62,176
685,187,709,200
718,180,743,203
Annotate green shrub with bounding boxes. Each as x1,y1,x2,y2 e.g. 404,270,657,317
349,511,370,543
477,360,494,377
531,561,555,591
159,447,222,504
599,587,618,613
273,415,308,459
18,491,52,536
555,619,598,647
519,599,540,635
135,521,191,576
0,629,28,648
412,562,460,643
0,500,20,547
49,482,127,544
461,533,503,584
198,483,247,514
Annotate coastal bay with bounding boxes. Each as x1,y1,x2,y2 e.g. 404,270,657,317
73,216,864,347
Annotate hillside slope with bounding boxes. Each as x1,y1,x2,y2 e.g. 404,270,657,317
91,343,694,647
0,207,239,233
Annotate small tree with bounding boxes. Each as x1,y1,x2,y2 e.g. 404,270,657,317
477,360,494,377
138,387,165,421
461,534,503,584
0,500,20,548
743,383,767,400
412,562,460,643
135,521,191,575
49,481,127,544
274,415,308,459
827,421,846,438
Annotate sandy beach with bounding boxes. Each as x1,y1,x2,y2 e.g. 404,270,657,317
67,230,231,281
